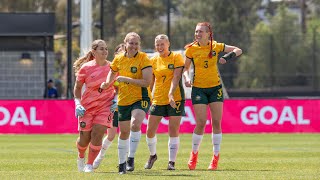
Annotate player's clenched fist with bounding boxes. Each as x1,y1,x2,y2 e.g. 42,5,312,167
100,82,108,90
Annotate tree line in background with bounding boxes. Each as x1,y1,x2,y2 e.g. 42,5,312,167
1,0,320,93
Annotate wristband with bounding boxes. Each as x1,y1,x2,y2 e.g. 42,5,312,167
222,52,236,61
74,98,81,106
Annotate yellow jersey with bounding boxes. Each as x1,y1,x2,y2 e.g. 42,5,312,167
151,51,185,105
185,41,225,88
110,52,152,106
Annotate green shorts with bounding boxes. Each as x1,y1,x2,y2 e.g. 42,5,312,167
191,85,224,105
118,99,150,121
112,111,118,127
149,101,185,117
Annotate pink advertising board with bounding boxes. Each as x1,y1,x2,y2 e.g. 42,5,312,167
0,99,319,134
0,100,78,134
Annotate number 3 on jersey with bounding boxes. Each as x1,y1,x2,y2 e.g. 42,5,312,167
217,88,222,98
204,60,208,68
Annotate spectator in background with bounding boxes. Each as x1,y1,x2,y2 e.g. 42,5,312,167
183,22,242,171
100,32,152,174
144,34,185,170
73,39,115,173
43,79,58,98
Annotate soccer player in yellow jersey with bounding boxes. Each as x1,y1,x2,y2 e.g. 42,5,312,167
100,32,152,174
144,34,185,170
183,22,242,170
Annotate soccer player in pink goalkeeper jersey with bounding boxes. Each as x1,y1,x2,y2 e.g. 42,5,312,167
73,39,115,173
93,43,126,170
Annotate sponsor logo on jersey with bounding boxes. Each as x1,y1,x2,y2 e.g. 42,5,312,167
168,64,174,70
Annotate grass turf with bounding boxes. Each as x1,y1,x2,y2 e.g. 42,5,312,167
0,134,319,180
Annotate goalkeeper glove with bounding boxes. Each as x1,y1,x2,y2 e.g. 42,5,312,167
74,98,86,118
110,96,118,113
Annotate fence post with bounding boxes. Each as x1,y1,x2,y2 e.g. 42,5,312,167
270,35,274,89
312,27,319,91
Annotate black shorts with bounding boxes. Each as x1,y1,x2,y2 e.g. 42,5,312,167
118,99,150,121
149,101,185,117
191,85,224,105
112,111,118,127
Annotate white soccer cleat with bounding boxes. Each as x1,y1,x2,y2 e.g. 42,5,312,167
93,156,104,169
83,164,94,173
77,157,85,172
93,149,107,169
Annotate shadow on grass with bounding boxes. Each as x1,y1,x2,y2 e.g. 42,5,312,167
95,170,199,177
178,168,274,172
95,168,274,176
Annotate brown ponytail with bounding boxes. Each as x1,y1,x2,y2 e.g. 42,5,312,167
73,39,105,75
73,51,94,75
207,24,213,58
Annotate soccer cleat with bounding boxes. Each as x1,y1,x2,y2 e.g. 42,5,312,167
118,162,127,174
83,164,94,173
208,154,220,170
93,151,106,169
126,157,135,171
188,151,198,170
144,154,158,169
167,161,175,170
77,157,85,172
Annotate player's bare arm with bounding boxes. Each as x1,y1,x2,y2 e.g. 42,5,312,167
100,70,117,90
74,80,84,99
183,57,192,87
168,67,183,108
117,67,152,87
149,74,155,92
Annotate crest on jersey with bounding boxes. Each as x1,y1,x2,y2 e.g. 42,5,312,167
80,121,86,128
211,50,216,56
107,114,112,123
131,67,137,73
168,64,174,70
150,105,156,112
195,95,201,101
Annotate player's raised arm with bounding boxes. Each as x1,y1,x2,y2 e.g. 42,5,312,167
100,70,117,90
116,66,152,87
219,45,242,64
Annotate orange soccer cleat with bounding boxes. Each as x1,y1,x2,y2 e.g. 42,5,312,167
208,154,220,170
188,151,198,170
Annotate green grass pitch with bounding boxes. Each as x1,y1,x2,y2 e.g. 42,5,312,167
0,134,319,180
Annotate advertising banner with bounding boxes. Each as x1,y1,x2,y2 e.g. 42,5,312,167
0,99,319,134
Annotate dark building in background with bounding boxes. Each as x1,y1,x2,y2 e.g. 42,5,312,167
0,13,55,99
